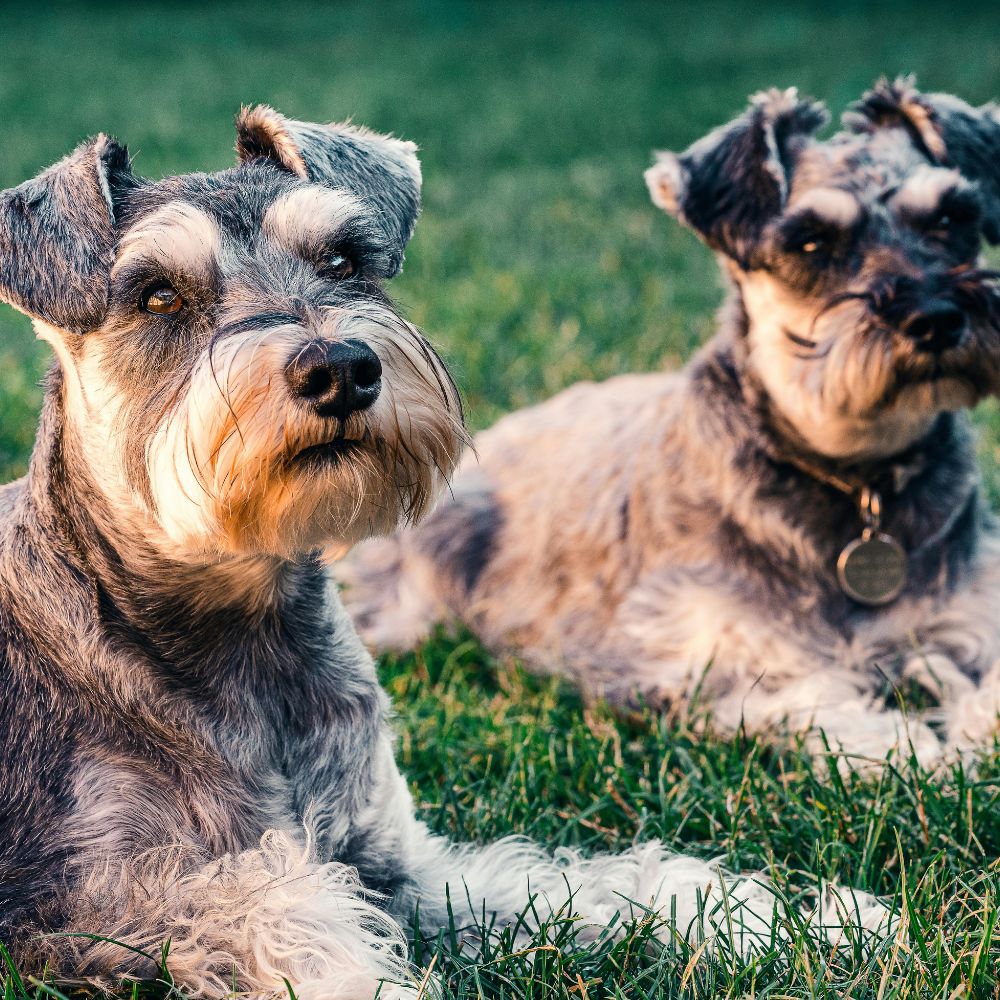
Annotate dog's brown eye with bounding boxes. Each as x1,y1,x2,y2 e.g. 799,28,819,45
324,254,355,280
800,240,821,253
141,284,184,315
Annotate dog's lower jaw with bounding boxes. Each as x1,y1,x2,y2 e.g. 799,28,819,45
763,394,941,464
741,338,944,465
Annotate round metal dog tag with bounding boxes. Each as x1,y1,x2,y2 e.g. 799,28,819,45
836,531,908,607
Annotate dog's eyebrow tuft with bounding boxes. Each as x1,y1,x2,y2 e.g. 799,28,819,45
263,187,385,264
786,188,862,229
892,165,969,218
113,202,221,278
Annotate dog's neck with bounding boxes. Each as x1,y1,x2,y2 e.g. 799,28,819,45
686,301,986,594
718,290,968,480
22,382,338,692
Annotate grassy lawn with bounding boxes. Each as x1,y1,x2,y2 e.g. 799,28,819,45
2,1,1000,996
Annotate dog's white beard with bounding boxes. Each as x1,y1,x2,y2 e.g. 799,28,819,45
743,289,986,460
145,320,463,559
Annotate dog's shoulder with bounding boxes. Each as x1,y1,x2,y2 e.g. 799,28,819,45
0,476,26,523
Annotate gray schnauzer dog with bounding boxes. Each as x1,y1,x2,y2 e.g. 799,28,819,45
0,106,859,998
345,79,1000,767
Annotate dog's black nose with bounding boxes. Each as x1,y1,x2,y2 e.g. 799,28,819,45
902,301,967,353
285,339,382,418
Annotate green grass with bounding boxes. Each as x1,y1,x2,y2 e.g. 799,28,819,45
2,1,1000,996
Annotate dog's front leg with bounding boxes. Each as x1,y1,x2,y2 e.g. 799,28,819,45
389,826,784,957
893,540,1000,753
348,735,781,957
605,568,944,769
46,829,421,1000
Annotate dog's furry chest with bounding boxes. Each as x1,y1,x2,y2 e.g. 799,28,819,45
367,356,998,706
78,627,389,863
0,504,390,897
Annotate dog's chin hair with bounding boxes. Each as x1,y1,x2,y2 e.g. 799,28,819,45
880,374,982,414
222,440,451,559
144,317,465,560
823,324,999,419
750,306,1000,457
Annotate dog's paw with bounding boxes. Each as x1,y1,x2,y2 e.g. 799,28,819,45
804,705,943,775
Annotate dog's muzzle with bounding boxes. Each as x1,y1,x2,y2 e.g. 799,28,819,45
863,273,976,355
285,339,382,419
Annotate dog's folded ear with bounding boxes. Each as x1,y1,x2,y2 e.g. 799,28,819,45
645,88,828,266
845,76,1000,244
235,105,421,277
0,135,132,333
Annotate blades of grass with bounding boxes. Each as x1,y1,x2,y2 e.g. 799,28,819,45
0,943,27,1000
40,933,159,969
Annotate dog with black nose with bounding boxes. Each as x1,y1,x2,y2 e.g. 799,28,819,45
0,105,862,998
345,78,1000,768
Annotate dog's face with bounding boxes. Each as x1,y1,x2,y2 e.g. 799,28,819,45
0,108,464,560
646,79,1000,460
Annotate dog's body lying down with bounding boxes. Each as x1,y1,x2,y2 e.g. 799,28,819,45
345,80,1000,765
347,340,1000,764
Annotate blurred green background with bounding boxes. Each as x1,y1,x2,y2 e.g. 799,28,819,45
2,1,1000,482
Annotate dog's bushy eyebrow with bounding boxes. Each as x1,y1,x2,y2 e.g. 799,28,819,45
112,202,222,291
214,311,304,339
781,207,855,231
895,181,982,223
110,258,221,309
296,218,394,266
262,189,396,274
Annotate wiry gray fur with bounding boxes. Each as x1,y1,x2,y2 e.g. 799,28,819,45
235,105,422,276
0,109,876,999
344,78,1000,767
0,135,134,331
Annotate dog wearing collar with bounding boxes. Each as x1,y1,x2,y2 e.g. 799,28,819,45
0,106,830,997
344,79,1000,766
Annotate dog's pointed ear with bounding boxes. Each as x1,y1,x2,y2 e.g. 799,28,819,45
235,105,421,277
845,76,1000,244
0,134,133,333
645,88,828,266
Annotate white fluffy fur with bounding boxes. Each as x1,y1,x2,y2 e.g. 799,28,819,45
53,825,891,997
58,831,415,1000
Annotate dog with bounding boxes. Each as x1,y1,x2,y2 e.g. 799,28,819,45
0,105,883,999
343,78,1000,768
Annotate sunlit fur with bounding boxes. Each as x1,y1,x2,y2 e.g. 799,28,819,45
344,80,1000,768
735,177,1000,459
41,189,466,563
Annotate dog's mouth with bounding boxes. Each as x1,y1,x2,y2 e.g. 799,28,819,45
878,353,991,411
292,437,368,466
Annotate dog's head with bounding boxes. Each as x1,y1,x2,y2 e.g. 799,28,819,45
646,78,1000,460
0,107,464,559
